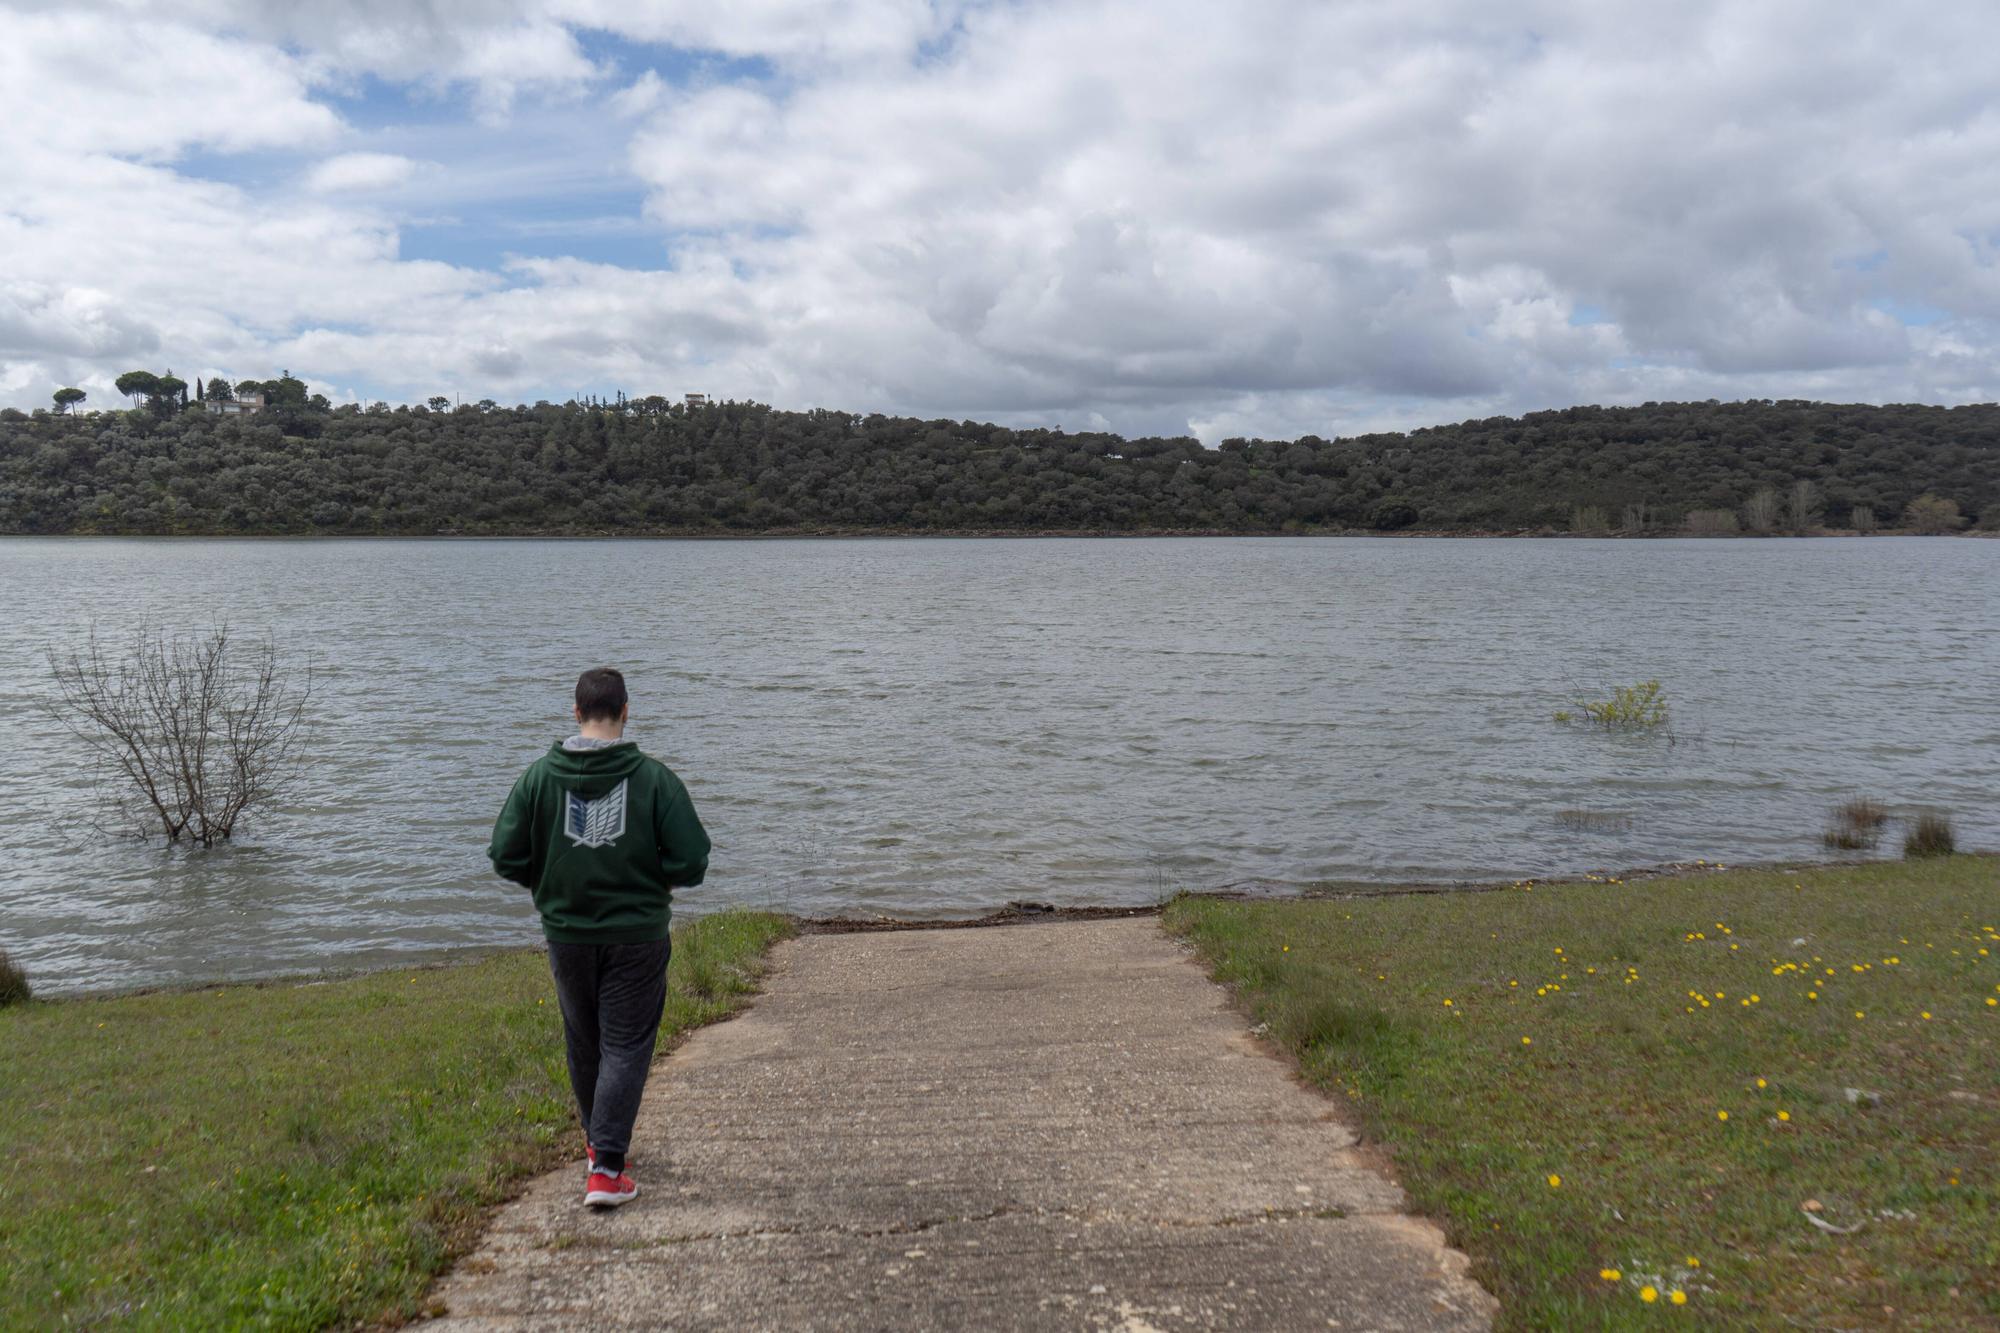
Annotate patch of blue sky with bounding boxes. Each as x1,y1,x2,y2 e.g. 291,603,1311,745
318,72,470,131
570,28,776,88
1567,303,1610,326
398,199,672,273
172,145,310,191
1843,249,1890,273
311,35,773,127
169,31,794,277
1870,298,1947,327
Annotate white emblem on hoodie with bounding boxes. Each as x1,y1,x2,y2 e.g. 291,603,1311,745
563,780,628,848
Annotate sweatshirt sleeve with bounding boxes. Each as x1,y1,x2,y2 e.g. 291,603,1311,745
656,773,711,888
488,769,539,887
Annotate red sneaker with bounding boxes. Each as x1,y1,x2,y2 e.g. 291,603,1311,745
584,1170,637,1208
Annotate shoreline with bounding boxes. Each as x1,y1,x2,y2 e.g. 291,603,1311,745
3,526,1990,541
22,853,1959,1003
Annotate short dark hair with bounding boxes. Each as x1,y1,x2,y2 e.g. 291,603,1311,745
575,666,628,723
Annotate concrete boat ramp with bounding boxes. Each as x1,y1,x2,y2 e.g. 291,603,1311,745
427,918,1495,1330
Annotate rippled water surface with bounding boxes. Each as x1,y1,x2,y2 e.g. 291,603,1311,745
2,536,1994,992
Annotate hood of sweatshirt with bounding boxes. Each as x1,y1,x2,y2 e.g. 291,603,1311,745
543,739,646,798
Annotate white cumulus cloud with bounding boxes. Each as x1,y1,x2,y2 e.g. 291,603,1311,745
306,152,422,193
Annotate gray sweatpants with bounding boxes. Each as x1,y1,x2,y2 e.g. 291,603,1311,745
546,938,672,1175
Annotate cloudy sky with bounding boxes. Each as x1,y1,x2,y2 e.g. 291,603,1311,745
4,1,1998,439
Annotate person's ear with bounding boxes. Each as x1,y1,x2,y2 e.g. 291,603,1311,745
620,703,630,725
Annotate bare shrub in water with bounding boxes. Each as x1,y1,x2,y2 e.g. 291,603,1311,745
46,625,313,846
0,949,29,1007
1823,798,1888,850
1903,812,1956,859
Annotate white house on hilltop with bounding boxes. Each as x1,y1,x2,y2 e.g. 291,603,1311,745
205,392,266,416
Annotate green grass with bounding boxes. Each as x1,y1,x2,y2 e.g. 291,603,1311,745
0,910,792,1330
1164,859,2000,1329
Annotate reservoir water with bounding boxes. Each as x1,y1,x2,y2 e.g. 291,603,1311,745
2,536,1994,993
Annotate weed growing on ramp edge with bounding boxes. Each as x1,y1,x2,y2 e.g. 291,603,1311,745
1165,858,2000,1329
0,909,792,1329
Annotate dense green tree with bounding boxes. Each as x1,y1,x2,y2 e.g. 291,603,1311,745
1370,497,1419,530
52,388,86,415
113,371,159,407
265,372,308,409
154,376,187,416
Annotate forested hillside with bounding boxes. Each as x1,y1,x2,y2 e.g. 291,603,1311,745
2,395,1995,536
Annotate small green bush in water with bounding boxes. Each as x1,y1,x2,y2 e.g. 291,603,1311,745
0,949,29,1007
1903,813,1956,859
1556,680,1668,730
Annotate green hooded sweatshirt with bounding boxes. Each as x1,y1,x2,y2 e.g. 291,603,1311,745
487,739,711,944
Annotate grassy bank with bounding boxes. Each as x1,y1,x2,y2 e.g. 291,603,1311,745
1164,859,1999,1328
0,910,792,1329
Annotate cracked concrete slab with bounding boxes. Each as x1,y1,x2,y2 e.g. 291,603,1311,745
427,918,1495,1330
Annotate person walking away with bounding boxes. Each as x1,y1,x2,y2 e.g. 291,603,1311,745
488,667,711,1208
